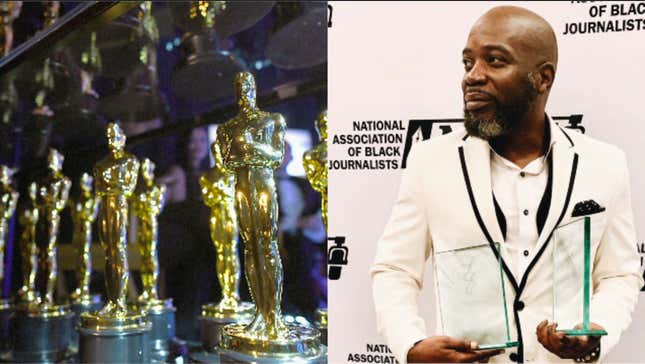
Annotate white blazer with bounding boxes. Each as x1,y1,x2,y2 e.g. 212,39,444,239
371,117,643,364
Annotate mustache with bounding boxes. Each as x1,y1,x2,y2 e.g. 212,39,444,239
463,89,496,100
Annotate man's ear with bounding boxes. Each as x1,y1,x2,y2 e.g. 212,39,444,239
536,62,556,93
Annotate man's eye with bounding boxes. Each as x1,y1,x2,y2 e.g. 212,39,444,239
487,56,505,65
462,60,473,70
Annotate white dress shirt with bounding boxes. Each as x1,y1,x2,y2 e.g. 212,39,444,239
490,143,553,278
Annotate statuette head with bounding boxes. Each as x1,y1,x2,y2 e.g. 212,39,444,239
315,110,327,141
0,165,12,185
141,158,155,183
28,182,37,200
234,71,256,108
47,148,63,172
210,142,224,167
80,173,93,193
106,123,126,152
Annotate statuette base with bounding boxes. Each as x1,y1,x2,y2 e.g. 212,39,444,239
136,298,176,362
78,309,151,363
69,295,102,354
200,302,253,352
220,323,326,363
6,303,73,363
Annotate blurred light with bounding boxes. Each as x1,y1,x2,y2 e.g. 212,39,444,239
173,37,181,46
284,315,295,323
285,129,313,177
254,60,263,70
165,42,173,52
207,125,218,167
295,316,310,326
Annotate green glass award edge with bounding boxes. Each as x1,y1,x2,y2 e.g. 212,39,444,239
557,216,607,337
557,329,607,336
494,242,519,350
477,341,520,350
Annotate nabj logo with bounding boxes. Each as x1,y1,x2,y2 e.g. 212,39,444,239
328,236,348,280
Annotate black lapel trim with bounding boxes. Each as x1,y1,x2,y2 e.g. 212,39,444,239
458,146,519,292
459,145,521,361
536,152,553,236
462,134,469,141
518,153,578,293
558,126,575,147
492,194,507,241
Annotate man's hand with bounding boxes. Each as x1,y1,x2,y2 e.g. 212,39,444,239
407,336,505,363
536,320,603,359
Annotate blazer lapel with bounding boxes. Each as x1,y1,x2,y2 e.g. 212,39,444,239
461,135,505,245
459,134,520,292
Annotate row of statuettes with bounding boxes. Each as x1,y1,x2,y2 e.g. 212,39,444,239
0,71,328,363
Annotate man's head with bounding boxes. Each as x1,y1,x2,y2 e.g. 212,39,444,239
106,123,126,152
462,6,557,140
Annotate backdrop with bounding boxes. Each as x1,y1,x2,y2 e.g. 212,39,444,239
328,1,645,363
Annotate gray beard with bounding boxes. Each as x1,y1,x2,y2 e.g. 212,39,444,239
463,109,510,140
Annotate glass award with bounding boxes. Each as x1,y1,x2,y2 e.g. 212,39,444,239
552,216,607,336
435,243,519,349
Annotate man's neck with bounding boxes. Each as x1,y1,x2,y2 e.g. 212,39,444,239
489,110,549,169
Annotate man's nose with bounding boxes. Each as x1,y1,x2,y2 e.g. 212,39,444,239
464,61,487,86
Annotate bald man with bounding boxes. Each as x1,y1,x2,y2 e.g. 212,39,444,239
372,6,642,364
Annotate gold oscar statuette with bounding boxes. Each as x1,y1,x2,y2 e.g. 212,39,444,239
69,173,99,305
217,71,323,360
0,165,18,303
132,158,165,307
36,149,71,306
200,142,254,318
303,110,328,232
81,123,147,330
17,182,38,304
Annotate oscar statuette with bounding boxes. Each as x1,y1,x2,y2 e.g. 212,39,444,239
16,182,38,305
216,72,325,363
191,142,254,362
9,149,74,363
132,158,177,362
303,111,328,346
68,173,102,353
0,165,18,352
77,123,151,363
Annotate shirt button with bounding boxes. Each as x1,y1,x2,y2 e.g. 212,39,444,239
520,171,526,177
523,250,529,256
523,209,529,216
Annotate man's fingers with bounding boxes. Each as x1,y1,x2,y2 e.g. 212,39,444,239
578,335,589,346
536,320,550,345
544,323,564,352
455,349,504,363
443,337,477,351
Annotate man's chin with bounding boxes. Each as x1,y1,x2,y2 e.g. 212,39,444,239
464,115,507,140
